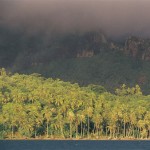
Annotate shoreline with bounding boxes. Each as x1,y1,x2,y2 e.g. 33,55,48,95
1,138,150,141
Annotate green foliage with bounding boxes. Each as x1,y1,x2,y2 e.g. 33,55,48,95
0,69,150,139
115,84,142,96
19,50,150,94
1,29,150,94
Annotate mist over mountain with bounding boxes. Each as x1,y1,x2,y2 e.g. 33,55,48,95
1,0,150,38
1,0,150,94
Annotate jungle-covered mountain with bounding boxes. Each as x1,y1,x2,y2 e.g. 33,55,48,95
1,25,150,94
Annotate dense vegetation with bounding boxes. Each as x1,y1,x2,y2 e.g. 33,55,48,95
25,51,147,93
0,68,150,140
1,27,150,94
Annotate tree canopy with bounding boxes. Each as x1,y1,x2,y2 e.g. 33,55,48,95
0,68,150,139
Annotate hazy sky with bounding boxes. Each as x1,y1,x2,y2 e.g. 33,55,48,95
1,0,150,37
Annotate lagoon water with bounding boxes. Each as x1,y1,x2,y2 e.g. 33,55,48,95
0,140,150,150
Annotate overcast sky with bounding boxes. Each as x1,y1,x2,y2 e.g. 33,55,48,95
1,0,150,37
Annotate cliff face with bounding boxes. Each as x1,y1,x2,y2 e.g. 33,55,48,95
77,34,150,61
77,50,94,58
76,32,108,58
124,36,150,61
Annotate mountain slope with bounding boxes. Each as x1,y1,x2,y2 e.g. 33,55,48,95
18,50,150,94
1,27,150,93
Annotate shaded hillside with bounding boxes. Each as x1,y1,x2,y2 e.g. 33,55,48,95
1,26,150,93
0,26,109,68
20,50,150,94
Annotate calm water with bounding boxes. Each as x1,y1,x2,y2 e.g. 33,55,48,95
0,140,150,150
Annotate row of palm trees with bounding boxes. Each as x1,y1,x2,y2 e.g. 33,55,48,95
0,68,150,139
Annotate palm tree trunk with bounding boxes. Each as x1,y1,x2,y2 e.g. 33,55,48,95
47,121,49,138
124,121,126,137
70,122,72,139
88,115,89,139
81,121,83,137
96,125,98,137
60,126,64,138
3,123,4,139
132,125,135,138
138,127,141,138
83,125,85,137
76,123,78,138
106,126,108,137
113,128,115,138
117,126,119,137
11,125,14,139
35,129,37,138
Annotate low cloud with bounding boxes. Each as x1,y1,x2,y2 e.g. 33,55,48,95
1,0,150,37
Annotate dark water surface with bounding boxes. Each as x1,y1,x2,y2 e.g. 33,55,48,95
0,140,150,150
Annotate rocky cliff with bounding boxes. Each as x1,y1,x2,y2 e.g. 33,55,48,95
124,36,150,61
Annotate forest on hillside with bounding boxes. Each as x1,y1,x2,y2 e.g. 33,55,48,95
0,68,150,140
1,27,150,94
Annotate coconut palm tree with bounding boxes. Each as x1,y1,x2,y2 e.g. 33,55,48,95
67,110,75,138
